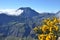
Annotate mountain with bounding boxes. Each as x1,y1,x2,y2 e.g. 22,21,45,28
0,7,59,40
0,13,18,24
18,7,40,17
0,7,40,24
56,11,60,18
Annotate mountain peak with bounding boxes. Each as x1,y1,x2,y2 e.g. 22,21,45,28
17,7,39,14
17,7,40,18
56,11,60,18
57,11,60,14
18,7,32,10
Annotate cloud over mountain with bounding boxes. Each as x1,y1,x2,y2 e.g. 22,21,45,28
0,9,23,16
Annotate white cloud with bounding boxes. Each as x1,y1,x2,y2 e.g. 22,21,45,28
0,9,23,16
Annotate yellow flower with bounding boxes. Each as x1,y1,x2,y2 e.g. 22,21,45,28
33,27,38,32
53,17,59,24
42,25,49,32
33,17,59,40
38,34,46,40
54,25,59,31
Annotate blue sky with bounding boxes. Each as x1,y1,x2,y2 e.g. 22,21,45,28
0,0,60,13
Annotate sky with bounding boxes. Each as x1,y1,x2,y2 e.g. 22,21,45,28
0,0,60,13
